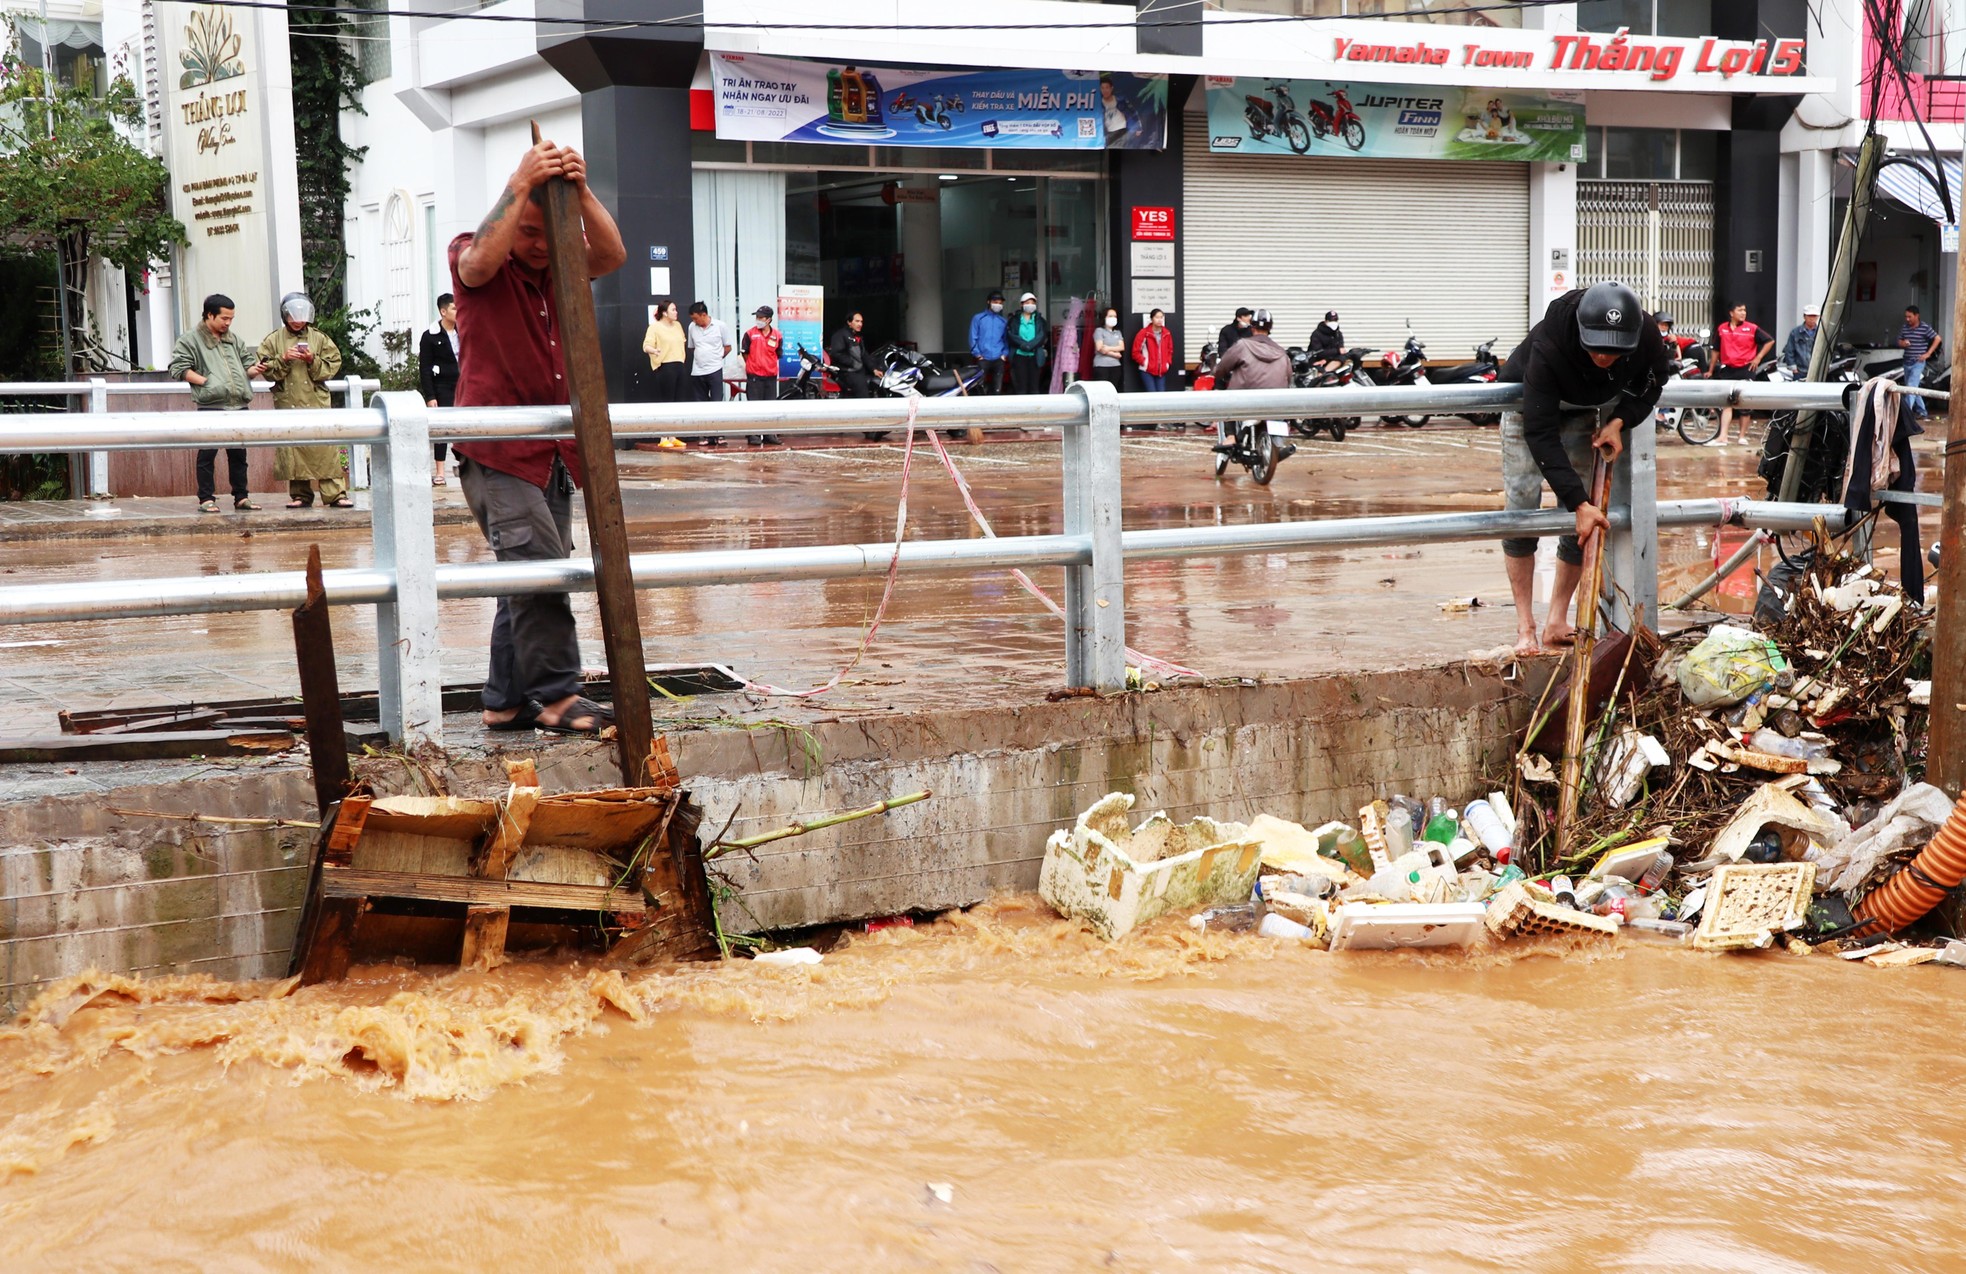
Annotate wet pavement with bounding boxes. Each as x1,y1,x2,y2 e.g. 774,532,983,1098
0,421,1943,743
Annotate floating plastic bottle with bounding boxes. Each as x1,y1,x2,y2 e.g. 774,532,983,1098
1190,903,1262,932
1423,811,1460,845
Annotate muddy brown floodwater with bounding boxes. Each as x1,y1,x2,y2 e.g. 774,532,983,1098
4,896,1965,1270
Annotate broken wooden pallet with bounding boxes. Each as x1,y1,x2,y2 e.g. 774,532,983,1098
289,740,715,984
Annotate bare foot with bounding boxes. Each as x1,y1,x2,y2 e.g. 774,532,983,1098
1514,633,1543,657
1541,623,1577,648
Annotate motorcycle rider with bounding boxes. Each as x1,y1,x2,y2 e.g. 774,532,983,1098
1307,310,1345,367
1498,281,1673,656
1216,306,1254,389
1212,308,1297,462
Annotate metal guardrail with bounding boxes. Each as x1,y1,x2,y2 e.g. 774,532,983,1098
2,376,381,496
0,380,1863,744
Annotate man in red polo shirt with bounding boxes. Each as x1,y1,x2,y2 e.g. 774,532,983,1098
450,137,628,736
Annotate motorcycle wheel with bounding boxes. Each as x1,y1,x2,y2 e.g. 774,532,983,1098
1677,408,1723,446
863,432,891,441
1291,419,1317,438
1285,117,1312,154
1327,418,1348,442
1466,413,1499,427
1214,451,1231,478
1341,119,1366,151
1250,430,1278,485
1400,415,1430,428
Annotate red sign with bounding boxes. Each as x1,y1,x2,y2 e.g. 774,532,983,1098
1131,206,1175,241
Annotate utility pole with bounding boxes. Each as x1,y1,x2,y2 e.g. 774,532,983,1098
1930,205,1966,798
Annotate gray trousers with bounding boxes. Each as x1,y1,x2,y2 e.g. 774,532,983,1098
1501,409,1600,565
459,456,582,712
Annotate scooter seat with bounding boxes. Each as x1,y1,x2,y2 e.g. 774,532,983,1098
920,371,960,395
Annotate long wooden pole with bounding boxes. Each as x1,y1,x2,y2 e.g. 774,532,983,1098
532,122,653,785
1930,202,1966,798
1557,457,1613,861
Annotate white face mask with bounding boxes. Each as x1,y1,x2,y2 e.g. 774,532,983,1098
1023,304,1036,314
990,302,1003,312
1106,317,1118,328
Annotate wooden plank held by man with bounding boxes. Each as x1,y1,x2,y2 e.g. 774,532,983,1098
530,119,655,787
1557,456,1613,860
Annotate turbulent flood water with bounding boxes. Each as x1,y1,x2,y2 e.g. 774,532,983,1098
4,895,1965,1271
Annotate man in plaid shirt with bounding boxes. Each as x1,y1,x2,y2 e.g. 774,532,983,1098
1898,305,1943,420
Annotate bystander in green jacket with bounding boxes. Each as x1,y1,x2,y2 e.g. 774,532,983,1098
167,321,257,410
257,292,349,508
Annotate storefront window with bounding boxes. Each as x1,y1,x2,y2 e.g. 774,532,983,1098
1605,127,1676,181
1677,130,1717,181
1578,127,1717,181
701,141,1109,360
1580,0,1712,36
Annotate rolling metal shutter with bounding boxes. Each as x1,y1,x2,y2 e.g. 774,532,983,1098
1181,122,1530,365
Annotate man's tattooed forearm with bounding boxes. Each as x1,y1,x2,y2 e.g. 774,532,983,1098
474,187,517,241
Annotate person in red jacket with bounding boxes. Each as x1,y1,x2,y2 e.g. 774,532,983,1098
1132,308,1174,392
740,305,784,446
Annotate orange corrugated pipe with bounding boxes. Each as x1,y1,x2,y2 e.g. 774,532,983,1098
1853,796,1966,934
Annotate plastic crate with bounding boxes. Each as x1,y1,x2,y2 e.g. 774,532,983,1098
1039,793,1261,941
1485,881,1620,940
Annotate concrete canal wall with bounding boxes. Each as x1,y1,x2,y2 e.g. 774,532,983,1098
1,662,1533,1009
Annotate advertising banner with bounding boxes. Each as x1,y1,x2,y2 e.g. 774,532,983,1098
1204,78,1585,164
776,285,823,380
711,52,1167,151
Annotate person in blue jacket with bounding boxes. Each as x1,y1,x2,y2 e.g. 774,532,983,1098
968,289,1009,394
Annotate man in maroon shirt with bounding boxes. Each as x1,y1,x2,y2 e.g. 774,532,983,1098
451,138,628,735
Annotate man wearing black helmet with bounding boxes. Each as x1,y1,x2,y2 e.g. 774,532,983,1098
1498,281,1673,655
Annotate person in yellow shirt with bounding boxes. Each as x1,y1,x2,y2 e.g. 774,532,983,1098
641,297,688,449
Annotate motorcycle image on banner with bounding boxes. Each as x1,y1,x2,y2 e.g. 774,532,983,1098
1205,77,1584,163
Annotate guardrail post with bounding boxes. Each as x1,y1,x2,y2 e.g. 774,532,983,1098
347,377,375,490
1063,379,1126,691
86,377,109,498
371,391,442,745
1606,414,1657,631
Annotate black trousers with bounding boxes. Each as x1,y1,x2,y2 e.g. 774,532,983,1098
839,369,873,398
1090,365,1122,389
975,357,1008,395
690,371,724,402
1009,354,1044,395
459,456,582,712
195,444,249,503
653,361,688,403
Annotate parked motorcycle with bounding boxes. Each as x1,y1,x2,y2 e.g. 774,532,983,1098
779,344,883,441
1286,345,1362,440
872,343,986,439
1428,337,1502,426
1369,327,1432,428
777,345,838,402
1306,86,1366,151
1243,82,1312,154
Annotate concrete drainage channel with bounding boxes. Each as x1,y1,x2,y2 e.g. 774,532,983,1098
0,662,1527,1010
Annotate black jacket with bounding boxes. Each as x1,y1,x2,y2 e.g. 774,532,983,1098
1216,321,1253,387
1500,289,1674,512
828,325,868,375
418,324,460,406
1307,323,1344,360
